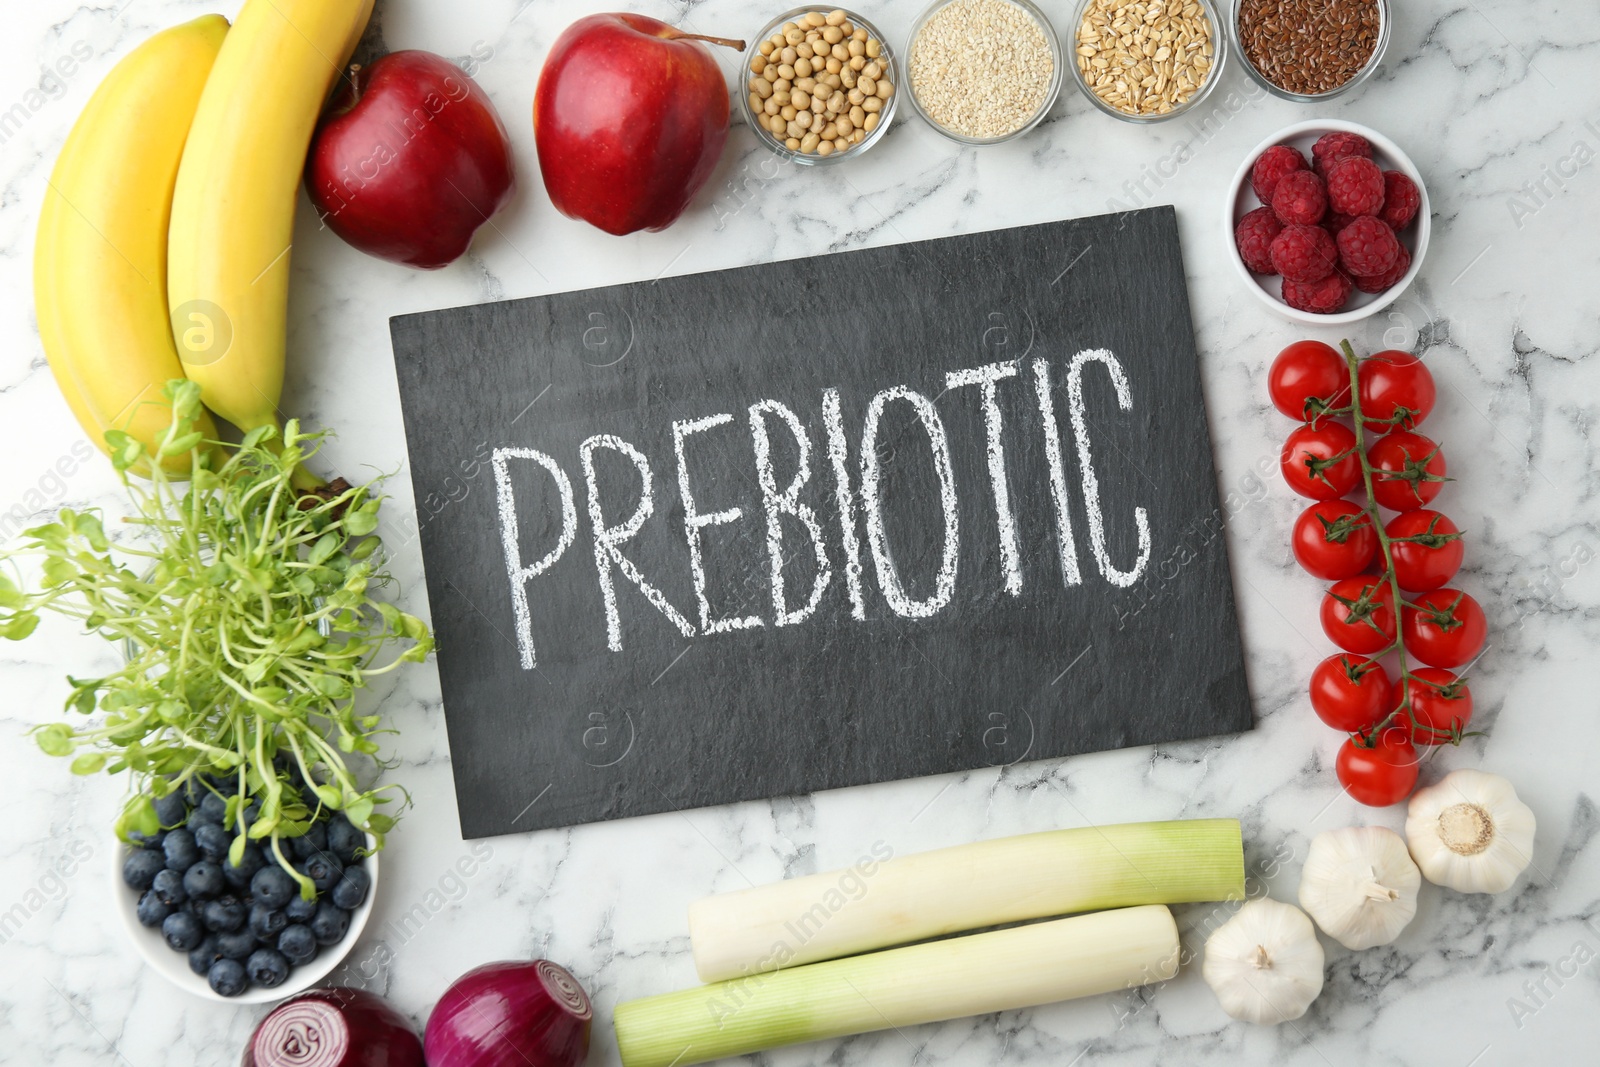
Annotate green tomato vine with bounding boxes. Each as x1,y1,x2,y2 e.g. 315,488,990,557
0,380,433,896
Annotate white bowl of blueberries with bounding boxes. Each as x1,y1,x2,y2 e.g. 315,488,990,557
113,773,379,1003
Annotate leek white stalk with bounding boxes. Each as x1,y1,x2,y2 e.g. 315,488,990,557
689,819,1243,982
616,905,1179,1067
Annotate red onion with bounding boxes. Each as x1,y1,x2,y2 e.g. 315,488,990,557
242,988,423,1067
424,959,592,1067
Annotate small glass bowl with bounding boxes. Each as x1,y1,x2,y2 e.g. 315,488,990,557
1230,0,1389,102
1067,0,1228,123
903,0,1063,146
739,7,899,166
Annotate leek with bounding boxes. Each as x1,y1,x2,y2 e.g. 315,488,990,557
616,904,1180,1067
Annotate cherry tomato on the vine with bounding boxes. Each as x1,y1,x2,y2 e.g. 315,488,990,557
1336,727,1419,806
1367,430,1447,511
1386,509,1465,591
1293,500,1377,580
1404,667,1473,745
1320,576,1397,654
1358,351,1436,433
1309,654,1393,732
1402,587,1488,668
1281,422,1361,500
1269,340,1351,422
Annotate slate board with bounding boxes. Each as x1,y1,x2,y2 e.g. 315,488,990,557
390,206,1252,839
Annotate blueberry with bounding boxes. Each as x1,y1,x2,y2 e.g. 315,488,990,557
326,815,364,865
187,935,221,976
163,829,200,872
162,910,204,951
187,798,222,827
198,791,229,824
278,924,318,965
284,894,318,923
249,903,288,941
302,850,344,893
193,822,230,861
214,928,258,960
152,790,189,829
208,958,247,997
330,866,370,911
290,823,328,860
151,868,188,907
122,848,167,891
126,828,165,849
309,900,349,946
241,800,262,829
136,889,174,928
246,948,291,989
183,861,225,900
201,894,246,933
250,865,296,910
222,843,265,891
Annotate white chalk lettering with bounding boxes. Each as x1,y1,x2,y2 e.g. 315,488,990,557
945,360,1023,595
859,387,960,618
821,389,866,620
492,448,578,670
581,433,697,650
749,399,832,626
1065,349,1152,587
1031,358,1083,586
673,414,763,635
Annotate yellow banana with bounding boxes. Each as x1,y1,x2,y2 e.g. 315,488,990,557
34,15,227,473
167,0,374,433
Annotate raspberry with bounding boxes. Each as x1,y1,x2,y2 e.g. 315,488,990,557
1323,212,1359,238
1270,223,1338,283
1235,207,1284,274
1283,271,1353,315
1272,170,1327,226
1337,216,1401,277
1251,144,1309,204
1353,243,1411,294
1379,171,1421,229
1326,156,1385,216
1312,131,1373,177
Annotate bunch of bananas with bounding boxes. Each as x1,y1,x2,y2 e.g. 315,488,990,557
34,0,374,475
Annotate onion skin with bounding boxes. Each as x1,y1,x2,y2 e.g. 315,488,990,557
425,959,593,1067
242,988,423,1067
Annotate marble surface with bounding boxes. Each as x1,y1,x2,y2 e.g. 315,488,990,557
2,0,1597,1063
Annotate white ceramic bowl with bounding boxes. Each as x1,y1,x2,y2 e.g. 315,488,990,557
112,830,379,1005
1224,118,1430,325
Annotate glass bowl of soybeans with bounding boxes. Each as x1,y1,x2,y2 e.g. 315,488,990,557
741,8,898,165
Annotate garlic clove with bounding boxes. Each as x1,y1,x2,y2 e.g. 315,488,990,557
1405,769,1537,894
1297,826,1419,950
1202,897,1325,1025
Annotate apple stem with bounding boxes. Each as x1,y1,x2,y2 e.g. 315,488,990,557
664,29,747,51
346,63,363,105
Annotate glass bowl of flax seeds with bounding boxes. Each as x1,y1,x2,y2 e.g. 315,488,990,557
1231,0,1389,101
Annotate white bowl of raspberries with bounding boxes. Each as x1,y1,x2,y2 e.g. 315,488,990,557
1227,119,1429,323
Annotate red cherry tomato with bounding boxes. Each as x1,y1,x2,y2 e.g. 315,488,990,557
1269,340,1350,422
1402,588,1488,668
1366,430,1447,511
1404,667,1473,745
1358,350,1436,433
1293,500,1377,580
1281,422,1361,500
1336,727,1419,806
1309,654,1393,732
1320,576,1397,654
1385,510,1464,591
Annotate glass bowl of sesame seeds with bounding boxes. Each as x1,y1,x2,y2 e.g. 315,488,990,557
741,8,899,165
1068,0,1228,123
904,0,1063,145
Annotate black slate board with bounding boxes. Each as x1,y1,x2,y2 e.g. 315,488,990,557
390,207,1252,839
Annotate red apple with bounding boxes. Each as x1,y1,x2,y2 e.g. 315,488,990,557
534,14,744,235
306,51,515,269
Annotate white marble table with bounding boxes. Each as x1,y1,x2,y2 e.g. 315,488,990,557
2,0,1597,1063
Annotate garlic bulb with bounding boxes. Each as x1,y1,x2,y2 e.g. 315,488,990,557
1297,826,1419,950
1406,769,1537,893
1202,897,1325,1025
